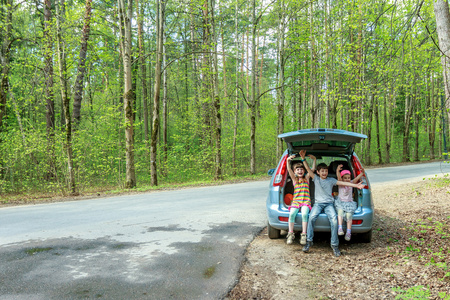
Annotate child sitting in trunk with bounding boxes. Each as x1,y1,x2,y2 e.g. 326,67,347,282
335,164,365,241
285,153,316,245
300,150,364,257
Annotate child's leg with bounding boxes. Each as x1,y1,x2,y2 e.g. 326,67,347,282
337,209,344,226
288,207,299,233
344,211,354,241
346,212,353,231
306,204,324,242
324,203,339,247
337,208,345,235
301,206,310,234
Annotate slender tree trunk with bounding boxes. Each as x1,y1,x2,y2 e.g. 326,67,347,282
232,0,239,176
56,0,76,194
250,0,257,175
309,1,316,127
211,0,222,180
402,35,415,162
384,91,391,163
221,28,227,101
429,74,436,159
137,0,150,170
302,58,307,127
277,0,285,158
365,93,374,165
43,0,56,181
150,0,165,186
72,0,93,127
189,0,200,107
374,94,382,164
0,0,12,133
118,0,136,188
162,31,168,174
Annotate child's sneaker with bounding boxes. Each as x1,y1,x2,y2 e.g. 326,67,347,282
302,241,313,253
345,231,351,241
338,227,344,235
300,233,307,245
331,245,341,257
286,232,295,245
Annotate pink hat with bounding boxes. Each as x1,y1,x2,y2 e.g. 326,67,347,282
340,170,351,176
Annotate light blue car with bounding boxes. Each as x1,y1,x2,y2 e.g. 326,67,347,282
266,128,374,243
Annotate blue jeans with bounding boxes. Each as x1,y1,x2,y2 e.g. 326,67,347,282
306,202,339,246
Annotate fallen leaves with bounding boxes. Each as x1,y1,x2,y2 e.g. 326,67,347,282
227,178,450,299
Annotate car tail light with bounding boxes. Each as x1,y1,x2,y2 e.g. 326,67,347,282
272,154,288,187
352,220,363,225
279,216,289,222
351,155,369,189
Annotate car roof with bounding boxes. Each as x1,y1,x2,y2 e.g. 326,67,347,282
278,128,367,155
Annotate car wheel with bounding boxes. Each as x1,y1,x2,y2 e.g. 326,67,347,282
359,229,372,243
267,222,281,239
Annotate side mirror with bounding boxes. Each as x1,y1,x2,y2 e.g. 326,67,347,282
267,168,275,176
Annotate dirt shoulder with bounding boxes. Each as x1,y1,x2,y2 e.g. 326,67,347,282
226,178,450,299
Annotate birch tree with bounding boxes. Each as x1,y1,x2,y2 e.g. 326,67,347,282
434,0,450,133
118,0,136,188
150,0,165,186
55,0,76,193
43,0,56,180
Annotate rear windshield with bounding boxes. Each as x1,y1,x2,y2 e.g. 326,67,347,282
314,156,350,166
291,140,352,148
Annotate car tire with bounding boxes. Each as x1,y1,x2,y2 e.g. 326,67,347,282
267,222,281,239
359,229,372,243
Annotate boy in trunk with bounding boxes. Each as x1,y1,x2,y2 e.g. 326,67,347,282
299,150,364,257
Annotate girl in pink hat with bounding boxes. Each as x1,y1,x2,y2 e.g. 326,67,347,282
335,165,365,241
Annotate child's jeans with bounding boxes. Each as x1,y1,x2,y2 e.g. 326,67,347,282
306,202,339,246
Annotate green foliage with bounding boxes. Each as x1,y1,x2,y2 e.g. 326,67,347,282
0,0,447,197
392,285,431,299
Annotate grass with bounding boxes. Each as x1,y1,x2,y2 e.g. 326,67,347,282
25,247,53,255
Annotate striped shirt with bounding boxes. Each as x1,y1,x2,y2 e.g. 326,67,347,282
290,179,311,210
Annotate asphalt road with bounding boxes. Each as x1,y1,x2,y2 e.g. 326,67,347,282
0,181,268,299
365,161,447,184
0,161,447,299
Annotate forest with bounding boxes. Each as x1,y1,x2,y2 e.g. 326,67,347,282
0,0,449,196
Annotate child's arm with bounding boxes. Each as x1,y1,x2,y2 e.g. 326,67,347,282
336,164,343,181
286,154,297,183
336,180,365,189
308,154,317,172
300,150,315,179
353,167,365,183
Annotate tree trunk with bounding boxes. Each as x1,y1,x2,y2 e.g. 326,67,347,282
118,0,136,188
150,0,165,186
56,0,76,194
0,0,12,132
309,1,316,127
374,94,382,164
434,0,450,133
162,31,168,174
137,0,150,170
210,0,222,180
429,74,436,159
72,0,93,127
232,0,239,176
250,0,257,175
43,0,56,181
189,0,200,107
277,0,285,158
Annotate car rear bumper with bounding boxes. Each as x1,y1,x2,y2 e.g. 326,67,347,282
267,204,373,233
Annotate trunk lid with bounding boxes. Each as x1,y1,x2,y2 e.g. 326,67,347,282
278,128,367,155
